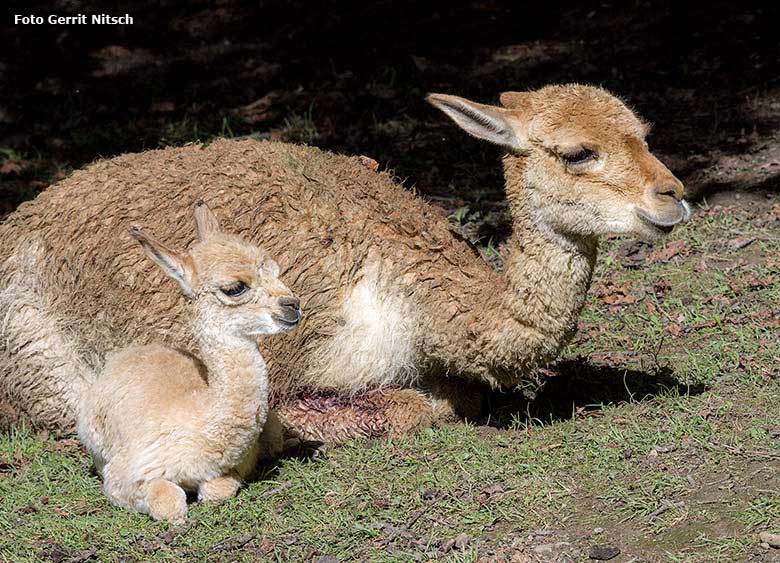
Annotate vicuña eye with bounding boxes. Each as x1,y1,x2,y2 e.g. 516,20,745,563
220,281,249,297
561,148,597,165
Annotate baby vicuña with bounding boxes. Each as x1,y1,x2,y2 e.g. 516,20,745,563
77,202,302,524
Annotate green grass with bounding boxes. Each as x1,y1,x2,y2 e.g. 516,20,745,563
280,104,319,145
2,201,779,562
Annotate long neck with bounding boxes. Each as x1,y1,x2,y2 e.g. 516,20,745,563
196,321,269,445
473,155,598,385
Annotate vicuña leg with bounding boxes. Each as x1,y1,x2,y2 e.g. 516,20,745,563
0,239,93,434
0,399,21,433
278,380,486,444
277,388,429,443
257,410,285,460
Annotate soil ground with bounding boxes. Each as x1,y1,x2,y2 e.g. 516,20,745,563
1,1,779,561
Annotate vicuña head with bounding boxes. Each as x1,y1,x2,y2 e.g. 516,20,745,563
130,201,302,338
427,83,691,242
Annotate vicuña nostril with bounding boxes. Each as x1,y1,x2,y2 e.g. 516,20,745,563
653,183,682,201
277,296,301,321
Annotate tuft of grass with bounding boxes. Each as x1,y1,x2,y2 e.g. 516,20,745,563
280,104,319,145
2,201,780,561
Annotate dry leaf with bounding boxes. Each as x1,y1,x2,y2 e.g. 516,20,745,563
666,323,683,336
358,155,379,171
648,240,689,263
0,160,25,175
596,281,637,305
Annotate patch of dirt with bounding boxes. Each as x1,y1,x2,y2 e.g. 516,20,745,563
704,190,779,212
477,435,780,562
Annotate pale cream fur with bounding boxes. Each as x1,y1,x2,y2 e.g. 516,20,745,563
76,203,301,524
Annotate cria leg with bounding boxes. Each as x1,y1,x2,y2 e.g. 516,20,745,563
198,474,241,504
102,469,188,524
141,479,188,524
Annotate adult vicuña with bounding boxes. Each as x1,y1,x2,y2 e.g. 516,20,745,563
76,203,302,523
0,84,690,442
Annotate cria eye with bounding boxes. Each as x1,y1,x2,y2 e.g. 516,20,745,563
220,281,249,297
562,148,597,165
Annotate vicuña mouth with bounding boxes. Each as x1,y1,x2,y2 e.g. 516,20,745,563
636,201,691,234
272,314,300,329
639,215,676,234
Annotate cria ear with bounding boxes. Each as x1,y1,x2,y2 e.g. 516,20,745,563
130,226,196,298
193,200,221,242
426,93,529,152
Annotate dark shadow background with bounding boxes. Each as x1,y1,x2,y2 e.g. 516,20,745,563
0,0,776,441
1,0,779,233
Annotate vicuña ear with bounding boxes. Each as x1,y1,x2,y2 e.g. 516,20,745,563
426,93,530,152
130,227,196,298
194,200,221,241
498,91,532,110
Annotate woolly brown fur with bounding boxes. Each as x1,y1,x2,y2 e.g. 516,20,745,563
0,84,688,442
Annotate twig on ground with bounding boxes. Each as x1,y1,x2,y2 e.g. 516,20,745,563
211,533,256,552
648,499,684,520
260,481,293,498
